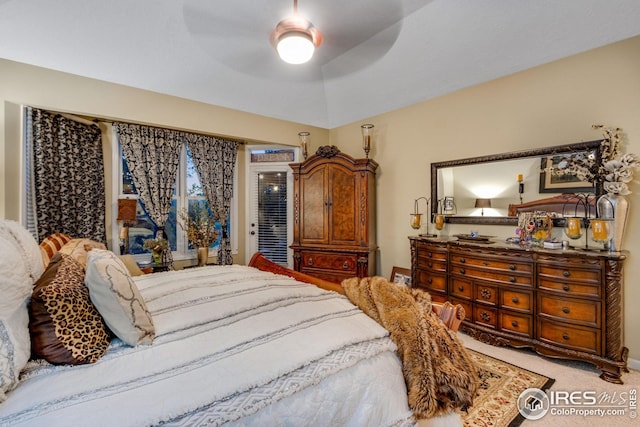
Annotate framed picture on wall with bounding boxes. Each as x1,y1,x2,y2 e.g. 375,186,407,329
390,266,412,286
539,152,594,193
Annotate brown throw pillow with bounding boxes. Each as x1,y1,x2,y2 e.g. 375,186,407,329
29,253,111,365
39,232,72,268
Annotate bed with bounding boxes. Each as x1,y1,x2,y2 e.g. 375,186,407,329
0,220,475,426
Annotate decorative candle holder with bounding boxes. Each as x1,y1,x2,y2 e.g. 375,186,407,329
410,197,436,236
361,124,374,158
561,192,602,250
298,131,310,160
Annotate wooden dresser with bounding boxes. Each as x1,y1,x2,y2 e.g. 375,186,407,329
290,146,377,283
409,236,628,383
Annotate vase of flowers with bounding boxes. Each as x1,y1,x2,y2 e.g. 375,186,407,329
143,238,168,265
179,203,219,267
554,125,638,251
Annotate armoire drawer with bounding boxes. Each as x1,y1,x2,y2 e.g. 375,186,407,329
299,251,357,273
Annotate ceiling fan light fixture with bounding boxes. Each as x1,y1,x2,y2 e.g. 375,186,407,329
270,2,322,65
277,31,315,64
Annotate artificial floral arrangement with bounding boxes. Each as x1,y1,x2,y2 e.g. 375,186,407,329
143,237,169,253
553,125,639,195
178,203,219,248
143,237,169,264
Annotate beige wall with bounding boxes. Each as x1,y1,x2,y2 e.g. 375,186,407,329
2,35,639,362
331,35,640,362
0,58,330,263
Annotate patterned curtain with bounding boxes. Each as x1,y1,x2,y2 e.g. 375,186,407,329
185,134,238,265
113,123,183,235
31,108,106,243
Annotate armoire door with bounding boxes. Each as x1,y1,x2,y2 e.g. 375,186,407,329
328,164,358,246
300,166,329,245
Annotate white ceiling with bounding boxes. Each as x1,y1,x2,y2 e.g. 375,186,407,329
1,0,640,129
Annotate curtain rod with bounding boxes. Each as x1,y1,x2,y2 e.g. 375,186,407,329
36,107,245,144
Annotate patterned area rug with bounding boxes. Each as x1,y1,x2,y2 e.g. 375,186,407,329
462,349,555,427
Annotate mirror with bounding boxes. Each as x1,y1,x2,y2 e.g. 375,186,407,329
430,140,603,225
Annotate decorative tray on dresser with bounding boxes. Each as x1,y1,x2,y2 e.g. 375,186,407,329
409,236,628,384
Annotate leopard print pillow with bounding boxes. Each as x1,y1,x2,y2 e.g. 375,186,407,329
29,253,111,365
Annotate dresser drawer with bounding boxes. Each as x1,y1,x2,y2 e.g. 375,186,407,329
538,294,601,328
429,292,448,304
451,266,532,287
300,251,357,273
450,297,473,323
538,319,600,355
417,258,447,272
538,265,601,284
450,254,532,274
500,312,533,337
474,305,498,329
501,289,533,313
415,270,447,292
417,244,447,262
475,283,498,306
450,277,473,300
538,279,601,298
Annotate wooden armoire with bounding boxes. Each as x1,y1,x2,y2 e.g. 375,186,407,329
290,145,378,283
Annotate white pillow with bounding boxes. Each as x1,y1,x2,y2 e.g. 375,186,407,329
85,249,155,346
0,220,43,401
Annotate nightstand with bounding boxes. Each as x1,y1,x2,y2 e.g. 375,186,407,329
138,262,172,274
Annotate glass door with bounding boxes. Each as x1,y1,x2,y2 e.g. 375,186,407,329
246,147,297,267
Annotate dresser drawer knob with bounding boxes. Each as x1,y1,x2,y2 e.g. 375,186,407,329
427,279,433,284
428,252,433,258
480,311,491,322
459,257,465,263
481,289,492,299
563,284,570,291
509,264,516,271
459,268,466,275
458,285,464,292
563,270,570,277
509,276,516,283
511,320,519,327
343,261,349,269
562,307,570,314
428,262,433,268
308,258,314,265
562,333,570,340
511,297,519,304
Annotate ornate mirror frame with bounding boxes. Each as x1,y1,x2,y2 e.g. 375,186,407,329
430,140,603,226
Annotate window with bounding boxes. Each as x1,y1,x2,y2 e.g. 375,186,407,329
117,143,235,260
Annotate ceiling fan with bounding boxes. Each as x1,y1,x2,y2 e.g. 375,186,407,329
181,0,430,81
270,0,322,64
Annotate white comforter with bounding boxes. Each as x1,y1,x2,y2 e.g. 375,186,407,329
0,265,416,427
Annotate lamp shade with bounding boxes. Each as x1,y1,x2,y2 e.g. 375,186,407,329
117,198,137,222
474,198,492,208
